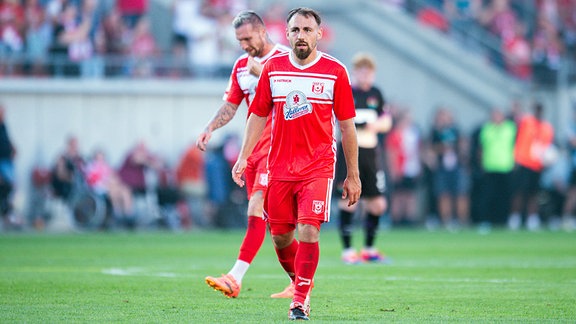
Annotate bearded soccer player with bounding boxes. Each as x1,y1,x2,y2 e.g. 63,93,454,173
232,7,361,320
197,10,291,299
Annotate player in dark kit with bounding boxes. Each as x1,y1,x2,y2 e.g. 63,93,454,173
335,52,391,264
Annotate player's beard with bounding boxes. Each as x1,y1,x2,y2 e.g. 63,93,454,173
294,42,312,60
247,47,261,57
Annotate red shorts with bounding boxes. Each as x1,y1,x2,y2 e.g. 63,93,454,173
264,178,333,235
244,157,268,199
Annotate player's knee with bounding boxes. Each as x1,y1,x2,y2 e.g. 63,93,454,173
271,228,295,248
367,196,387,215
247,191,264,216
297,222,321,242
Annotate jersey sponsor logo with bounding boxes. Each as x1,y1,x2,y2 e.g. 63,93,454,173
312,200,324,214
284,90,312,120
312,82,325,94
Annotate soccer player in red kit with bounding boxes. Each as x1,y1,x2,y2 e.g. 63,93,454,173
232,7,361,320
196,10,291,299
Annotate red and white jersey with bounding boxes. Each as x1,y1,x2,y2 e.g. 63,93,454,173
223,44,289,164
249,51,356,181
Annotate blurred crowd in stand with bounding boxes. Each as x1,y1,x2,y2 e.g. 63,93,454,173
18,130,248,232
397,0,576,85
2,0,575,84
2,96,576,233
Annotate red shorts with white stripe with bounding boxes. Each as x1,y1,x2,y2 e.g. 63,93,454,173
244,157,268,200
264,177,333,234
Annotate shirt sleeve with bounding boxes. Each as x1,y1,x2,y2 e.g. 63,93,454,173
333,67,356,121
248,62,273,118
223,58,245,105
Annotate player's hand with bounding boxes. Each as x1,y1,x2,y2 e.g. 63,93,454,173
196,131,211,151
246,56,262,77
232,158,248,187
341,175,361,206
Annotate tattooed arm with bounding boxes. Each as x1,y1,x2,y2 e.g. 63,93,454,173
196,101,240,151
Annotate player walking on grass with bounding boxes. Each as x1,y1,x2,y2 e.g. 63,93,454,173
232,7,361,320
196,10,292,299
336,52,391,264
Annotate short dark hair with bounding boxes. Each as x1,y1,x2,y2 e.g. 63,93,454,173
286,7,321,26
232,10,265,29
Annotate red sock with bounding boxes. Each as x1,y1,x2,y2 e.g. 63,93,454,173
275,239,299,282
237,216,267,263
293,241,319,304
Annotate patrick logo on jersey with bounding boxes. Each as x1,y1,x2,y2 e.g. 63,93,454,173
284,90,313,120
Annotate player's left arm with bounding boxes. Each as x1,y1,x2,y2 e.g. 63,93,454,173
232,113,267,187
339,118,361,206
368,91,392,134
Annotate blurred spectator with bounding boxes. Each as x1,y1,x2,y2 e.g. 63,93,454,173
386,108,422,227
539,145,569,230
154,158,183,230
502,21,532,81
478,107,516,229
560,106,576,231
98,7,129,77
22,0,52,76
478,0,518,68
185,2,218,77
125,16,158,77
169,0,198,77
118,140,159,196
50,135,85,201
204,133,245,228
479,0,517,40
215,10,240,77
0,104,16,229
0,0,25,75
175,144,207,228
532,12,564,84
84,148,134,229
78,0,104,78
48,2,93,77
117,140,160,228
116,0,148,29
429,107,470,229
508,102,554,231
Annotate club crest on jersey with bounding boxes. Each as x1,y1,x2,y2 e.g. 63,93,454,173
258,173,268,186
312,82,324,94
312,200,324,214
284,90,312,120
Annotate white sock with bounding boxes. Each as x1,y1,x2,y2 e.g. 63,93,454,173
228,260,250,284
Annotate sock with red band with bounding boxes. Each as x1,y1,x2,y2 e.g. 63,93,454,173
293,241,319,304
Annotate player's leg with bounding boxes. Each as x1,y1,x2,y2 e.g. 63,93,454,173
335,143,360,264
288,178,332,320
205,164,267,298
359,149,388,262
338,200,359,264
361,194,388,263
268,180,298,284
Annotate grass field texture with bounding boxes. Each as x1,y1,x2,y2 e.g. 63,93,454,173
1,229,575,323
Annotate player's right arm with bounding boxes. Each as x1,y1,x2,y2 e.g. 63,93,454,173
196,101,240,151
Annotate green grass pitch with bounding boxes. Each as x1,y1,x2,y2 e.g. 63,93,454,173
1,228,575,323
